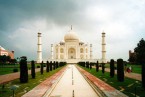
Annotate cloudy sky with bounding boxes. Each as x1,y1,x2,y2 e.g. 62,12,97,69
0,0,145,61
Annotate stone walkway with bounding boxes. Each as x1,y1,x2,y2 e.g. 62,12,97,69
0,68,44,84
46,65,100,97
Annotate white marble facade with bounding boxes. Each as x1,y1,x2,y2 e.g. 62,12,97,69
51,28,91,62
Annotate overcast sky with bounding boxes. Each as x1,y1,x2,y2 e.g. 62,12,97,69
0,0,145,61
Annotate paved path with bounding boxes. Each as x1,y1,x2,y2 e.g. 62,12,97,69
46,65,100,97
0,68,44,84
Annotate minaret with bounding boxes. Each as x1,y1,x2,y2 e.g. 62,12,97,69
90,44,92,59
51,44,54,59
102,31,106,63
37,32,42,63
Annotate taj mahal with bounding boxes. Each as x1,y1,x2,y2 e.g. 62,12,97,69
37,26,106,63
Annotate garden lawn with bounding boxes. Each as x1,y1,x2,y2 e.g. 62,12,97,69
0,66,65,97
80,65,145,97
0,64,41,75
105,64,141,74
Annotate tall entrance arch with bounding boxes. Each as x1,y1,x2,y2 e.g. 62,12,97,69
68,48,76,59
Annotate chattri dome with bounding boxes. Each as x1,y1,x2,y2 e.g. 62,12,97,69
64,29,79,42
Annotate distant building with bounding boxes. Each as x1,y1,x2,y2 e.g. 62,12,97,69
0,46,14,59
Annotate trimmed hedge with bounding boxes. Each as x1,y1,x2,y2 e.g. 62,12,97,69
31,60,35,79
102,63,105,74
117,59,124,82
40,61,44,75
46,61,49,72
20,58,28,83
110,59,115,78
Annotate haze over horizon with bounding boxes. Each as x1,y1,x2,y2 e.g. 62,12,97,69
0,0,145,61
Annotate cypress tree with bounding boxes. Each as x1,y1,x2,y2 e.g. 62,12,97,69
46,61,49,72
50,61,52,71
102,63,105,74
90,63,92,69
40,61,44,74
53,61,56,70
96,61,99,72
59,62,62,67
31,60,35,78
56,61,58,68
110,59,115,78
57,62,60,68
84,62,86,67
117,59,124,82
86,61,89,68
20,58,28,83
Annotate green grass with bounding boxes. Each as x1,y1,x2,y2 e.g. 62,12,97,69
0,64,41,75
0,67,20,75
105,64,141,74
0,66,65,97
79,65,145,97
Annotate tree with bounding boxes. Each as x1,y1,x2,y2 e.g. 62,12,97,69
134,38,145,64
117,59,124,82
96,61,99,72
31,60,35,78
10,59,17,64
20,57,28,83
134,38,145,88
40,61,44,74
110,59,115,78
0,55,7,64
128,55,136,63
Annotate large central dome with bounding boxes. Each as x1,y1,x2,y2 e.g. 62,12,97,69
64,29,79,42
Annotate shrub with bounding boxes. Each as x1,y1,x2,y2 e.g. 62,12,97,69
13,68,18,72
37,66,40,68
